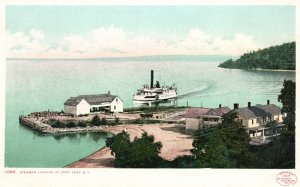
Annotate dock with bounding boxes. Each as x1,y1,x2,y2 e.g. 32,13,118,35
18,108,187,135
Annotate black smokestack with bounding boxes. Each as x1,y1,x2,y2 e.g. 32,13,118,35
248,102,251,108
150,70,154,88
267,100,270,105
219,104,222,108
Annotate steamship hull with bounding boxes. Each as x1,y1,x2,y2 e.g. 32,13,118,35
133,90,177,102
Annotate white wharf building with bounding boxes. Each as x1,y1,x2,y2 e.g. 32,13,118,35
64,93,123,115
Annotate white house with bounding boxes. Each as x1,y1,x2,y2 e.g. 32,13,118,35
234,101,284,138
64,93,123,115
256,103,283,123
236,101,283,128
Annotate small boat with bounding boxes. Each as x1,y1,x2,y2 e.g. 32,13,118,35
133,70,177,102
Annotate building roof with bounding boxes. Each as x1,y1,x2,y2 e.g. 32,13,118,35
238,107,268,119
256,104,282,115
64,94,117,106
64,97,85,106
237,104,281,120
184,107,210,119
204,107,231,116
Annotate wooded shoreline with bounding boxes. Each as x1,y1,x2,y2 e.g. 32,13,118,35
219,42,295,70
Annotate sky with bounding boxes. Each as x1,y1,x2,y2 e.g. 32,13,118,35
6,6,295,59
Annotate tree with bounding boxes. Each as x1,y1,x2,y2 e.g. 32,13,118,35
129,133,162,168
219,42,295,70
106,130,131,165
278,80,295,113
191,111,255,168
251,80,296,168
192,127,229,168
265,120,279,138
277,80,295,168
221,112,255,168
106,131,163,168
91,115,101,126
278,80,295,131
171,155,195,168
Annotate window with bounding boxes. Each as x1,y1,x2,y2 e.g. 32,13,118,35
114,106,116,110
116,98,118,102
252,119,254,124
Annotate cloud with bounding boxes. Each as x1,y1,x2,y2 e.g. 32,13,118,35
30,29,45,40
6,27,261,59
210,33,258,55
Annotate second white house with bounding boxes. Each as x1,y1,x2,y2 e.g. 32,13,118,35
64,92,123,115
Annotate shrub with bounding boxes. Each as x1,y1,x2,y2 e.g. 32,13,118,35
140,113,153,118
91,115,101,126
131,119,160,124
66,121,76,128
101,117,108,125
114,117,120,124
78,121,87,127
52,120,62,128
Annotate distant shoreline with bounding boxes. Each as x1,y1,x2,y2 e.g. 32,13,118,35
218,67,295,72
6,55,234,62
244,68,295,72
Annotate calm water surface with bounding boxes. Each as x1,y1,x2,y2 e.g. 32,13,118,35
5,59,295,167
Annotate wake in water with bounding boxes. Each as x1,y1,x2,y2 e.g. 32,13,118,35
177,84,211,99
193,92,233,98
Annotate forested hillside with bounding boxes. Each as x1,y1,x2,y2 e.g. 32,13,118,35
219,42,295,70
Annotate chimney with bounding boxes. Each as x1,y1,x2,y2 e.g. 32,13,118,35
267,100,270,105
248,102,251,108
108,91,110,95
234,103,239,110
150,70,154,88
219,104,222,108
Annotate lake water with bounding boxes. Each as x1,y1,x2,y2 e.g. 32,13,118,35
5,59,295,167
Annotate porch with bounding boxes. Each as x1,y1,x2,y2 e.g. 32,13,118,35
249,124,285,145
90,103,111,113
